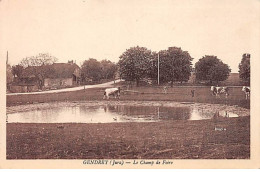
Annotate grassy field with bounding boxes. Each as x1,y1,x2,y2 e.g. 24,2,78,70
6,116,249,159
7,84,250,109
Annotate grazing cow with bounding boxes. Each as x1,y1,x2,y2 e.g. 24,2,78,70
211,86,229,98
242,86,250,100
103,87,121,99
163,86,169,94
142,78,153,85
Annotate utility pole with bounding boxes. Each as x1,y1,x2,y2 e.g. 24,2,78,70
6,51,8,65
158,52,160,85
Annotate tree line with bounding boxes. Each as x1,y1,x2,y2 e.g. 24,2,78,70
7,47,250,87
118,46,250,86
81,58,117,83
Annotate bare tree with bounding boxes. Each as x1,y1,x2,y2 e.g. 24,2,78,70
18,53,57,89
19,53,57,67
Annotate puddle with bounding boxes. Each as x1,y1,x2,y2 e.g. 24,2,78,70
7,104,239,123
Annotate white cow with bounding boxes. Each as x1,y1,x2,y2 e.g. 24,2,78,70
211,86,229,98
103,87,121,99
242,86,250,100
163,86,169,94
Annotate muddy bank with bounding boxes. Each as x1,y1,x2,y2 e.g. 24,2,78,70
6,100,250,117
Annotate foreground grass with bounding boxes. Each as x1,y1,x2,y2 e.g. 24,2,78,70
7,116,249,159
7,85,250,109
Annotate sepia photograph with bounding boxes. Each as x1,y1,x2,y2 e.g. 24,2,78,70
1,0,260,169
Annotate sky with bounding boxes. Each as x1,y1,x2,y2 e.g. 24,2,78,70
0,0,260,72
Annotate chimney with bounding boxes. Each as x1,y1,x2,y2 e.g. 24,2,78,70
68,60,73,64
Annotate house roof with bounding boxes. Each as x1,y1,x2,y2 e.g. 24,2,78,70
49,63,80,78
21,63,80,79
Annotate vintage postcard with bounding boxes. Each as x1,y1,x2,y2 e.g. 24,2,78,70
0,0,260,169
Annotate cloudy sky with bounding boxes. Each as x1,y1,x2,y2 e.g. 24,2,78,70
1,0,259,72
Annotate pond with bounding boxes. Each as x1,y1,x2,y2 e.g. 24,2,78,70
7,104,239,123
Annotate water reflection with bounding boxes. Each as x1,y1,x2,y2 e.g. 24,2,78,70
189,109,213,120
190,109,205,120
7,105,239,123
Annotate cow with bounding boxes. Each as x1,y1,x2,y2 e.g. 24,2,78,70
211,86,229,98
163,86,169,94
242,86,250,100
103,87,121,99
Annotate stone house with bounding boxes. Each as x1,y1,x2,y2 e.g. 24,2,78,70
43,62,81,89
10,61,81,93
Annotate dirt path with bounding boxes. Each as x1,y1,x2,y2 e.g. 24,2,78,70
7,79,122,96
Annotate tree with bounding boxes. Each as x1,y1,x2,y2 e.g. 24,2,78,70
195,55,231,84
11,65,24,79
239,53,250,84
146,51,159,81
18,53,57,89
100,60,117,80
161,47,193,86
148,47,193,86
81,58,103,82
118,46,152,86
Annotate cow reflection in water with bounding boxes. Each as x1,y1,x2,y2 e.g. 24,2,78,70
104,105,117,113
213,111,230,120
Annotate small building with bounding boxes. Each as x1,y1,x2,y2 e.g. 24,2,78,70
10,61,81,93
44,61,81,89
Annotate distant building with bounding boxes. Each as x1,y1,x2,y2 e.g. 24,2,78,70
187,72,196,84
44,61,81,89
10,61,81,93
